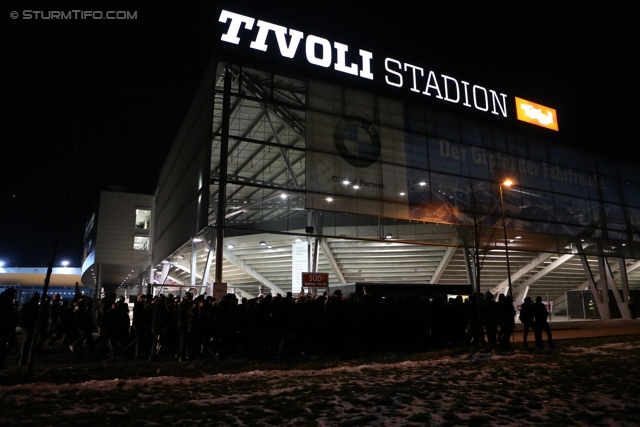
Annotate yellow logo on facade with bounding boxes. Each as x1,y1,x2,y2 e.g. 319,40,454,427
515,97,558,131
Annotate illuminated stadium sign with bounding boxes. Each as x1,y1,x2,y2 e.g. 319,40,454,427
515,97,559,131
218,9,560,130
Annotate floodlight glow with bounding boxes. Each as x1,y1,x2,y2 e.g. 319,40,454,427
193,237,203,243
399,192,405,196
353,185,360,189
503,179,513,187
227,244,234,249
342,180,350,185
61,260,69,267
0,261,4,268
326,197,333,202
295,238,302,243
419,182,426,186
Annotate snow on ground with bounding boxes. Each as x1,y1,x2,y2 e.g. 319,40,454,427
2,341,640,426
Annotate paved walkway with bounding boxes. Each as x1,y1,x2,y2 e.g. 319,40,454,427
513,318,640,341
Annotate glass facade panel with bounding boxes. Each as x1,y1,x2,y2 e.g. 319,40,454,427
210,63,640,258
623,182,640,208
619,162,640,184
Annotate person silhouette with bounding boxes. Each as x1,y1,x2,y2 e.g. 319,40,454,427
533,296,555,349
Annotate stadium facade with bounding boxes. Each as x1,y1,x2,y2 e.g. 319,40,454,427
116,9,640,319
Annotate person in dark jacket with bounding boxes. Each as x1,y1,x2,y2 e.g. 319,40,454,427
533,296,555,349
70,297,95,354
97,293,117,357
48,294,62,339
176,292,193,362
127,293,150,359
18,292,40,365
114,296,131,349
497,294,516,346
0,288,18,369
519,296,535,349
149,295,170,361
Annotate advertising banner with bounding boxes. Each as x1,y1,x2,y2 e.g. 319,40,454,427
306,81,415,220
292,242,308,294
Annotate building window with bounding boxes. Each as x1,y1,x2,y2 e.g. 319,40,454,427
134,236,149,251
135,209,151,229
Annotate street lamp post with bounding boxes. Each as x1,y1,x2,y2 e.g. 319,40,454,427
500,179,513,298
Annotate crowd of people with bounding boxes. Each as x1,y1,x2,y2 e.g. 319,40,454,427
0,287,554,368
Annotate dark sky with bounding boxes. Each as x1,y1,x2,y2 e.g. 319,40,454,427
1,1,638,267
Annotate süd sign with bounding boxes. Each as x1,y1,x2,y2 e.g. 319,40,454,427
218,10,559,130
302,272,329,288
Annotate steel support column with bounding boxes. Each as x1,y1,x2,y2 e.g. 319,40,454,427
214,67,232,286
190,240,198,290
603,258,632,319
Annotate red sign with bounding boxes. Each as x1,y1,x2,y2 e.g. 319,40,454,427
302,272,329,288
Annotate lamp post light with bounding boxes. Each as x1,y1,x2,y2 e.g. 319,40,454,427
500,179,513,298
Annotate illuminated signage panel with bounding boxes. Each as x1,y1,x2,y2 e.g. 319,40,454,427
302,272,329,288
217,9,556,126
218,9,563,132
515,97,559,131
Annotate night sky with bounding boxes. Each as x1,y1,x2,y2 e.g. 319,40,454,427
2,1,638,267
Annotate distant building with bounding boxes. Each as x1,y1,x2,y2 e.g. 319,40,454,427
81,189,154,297
0,267,85,305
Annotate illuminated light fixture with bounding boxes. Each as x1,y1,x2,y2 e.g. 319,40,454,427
342,180,350,185
503,179,513,187
227,244,234,249
353,185,360,189
260,241,267,246
193,237,203,243
268,245,272,249
295,238,302,243
280,193,288,199
225,209,244,219
61,260,69,267
622,243,627,246
515,236,522,239
399,192,405,196
386,234,392,239
326,197,333,202
419,181,426,186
